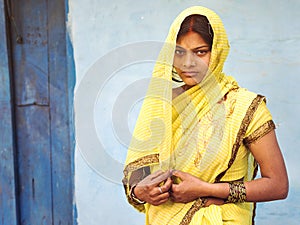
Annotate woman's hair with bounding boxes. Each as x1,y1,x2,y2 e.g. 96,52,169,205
177,14,214,50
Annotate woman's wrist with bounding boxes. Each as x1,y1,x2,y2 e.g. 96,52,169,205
225,181,247,203
129,184,146,205
207,182,230,199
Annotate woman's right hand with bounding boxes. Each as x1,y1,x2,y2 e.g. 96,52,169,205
204,197,225,207
134,170,172,206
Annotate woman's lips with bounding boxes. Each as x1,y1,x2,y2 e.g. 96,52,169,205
181,71,199,77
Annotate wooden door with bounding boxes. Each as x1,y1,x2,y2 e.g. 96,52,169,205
0,0,76,224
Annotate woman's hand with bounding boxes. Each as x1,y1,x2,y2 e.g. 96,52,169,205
204,197,225,207
134,170,172,206
170,170,210,203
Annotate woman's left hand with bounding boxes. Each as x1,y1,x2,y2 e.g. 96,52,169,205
170,170,210,203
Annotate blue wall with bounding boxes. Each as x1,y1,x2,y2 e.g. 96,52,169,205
69,1,300,224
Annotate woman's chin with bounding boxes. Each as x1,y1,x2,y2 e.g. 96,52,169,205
182,79,201,87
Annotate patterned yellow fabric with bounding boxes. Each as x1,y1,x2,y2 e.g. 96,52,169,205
123,6,274,225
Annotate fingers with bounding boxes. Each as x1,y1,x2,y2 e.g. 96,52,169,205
171,170,186,180
150,177,173,204
162,177,172,191
152,177,172,196
150,170,165,178
138,170,206,205
170,180,185,203
170,188,188,203
147,186,170,206
136,170,191,205
139,170,165,188
149,170,172,186
156,178,172,196
151,195,169,206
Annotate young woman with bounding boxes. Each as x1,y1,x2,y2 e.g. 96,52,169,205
123,6,288,225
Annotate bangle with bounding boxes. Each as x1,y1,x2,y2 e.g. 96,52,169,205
129,184,146,205
225,181,246,203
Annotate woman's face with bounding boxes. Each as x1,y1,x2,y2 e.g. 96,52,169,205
173,31,211,86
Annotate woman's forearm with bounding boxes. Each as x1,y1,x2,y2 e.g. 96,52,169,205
207,131,289,203
206,177,288,202
244,177,288,202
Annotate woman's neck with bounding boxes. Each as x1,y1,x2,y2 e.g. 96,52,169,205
172,84,195,99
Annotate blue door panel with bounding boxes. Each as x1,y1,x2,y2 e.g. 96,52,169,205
16,106,52,225
48,0,75,224
10,0,53,223
11,0,49,106
0,0,76,224
0,0,18,224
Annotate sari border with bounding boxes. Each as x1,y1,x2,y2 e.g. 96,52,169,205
179,198,207,225
179,94,265,225
243,120,276,146
215,94,265,182
124,153,159,175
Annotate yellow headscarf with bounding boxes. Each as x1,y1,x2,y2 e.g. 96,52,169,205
124,6,238,170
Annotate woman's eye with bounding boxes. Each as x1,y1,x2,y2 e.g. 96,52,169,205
195,50,208,56
175,49,185,55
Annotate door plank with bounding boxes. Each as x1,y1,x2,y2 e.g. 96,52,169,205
10,0,53,224
16,106,53,225
0,0,19,224
10,0,49,106
48,0,75,224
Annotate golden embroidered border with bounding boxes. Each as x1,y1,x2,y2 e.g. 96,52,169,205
179,198,207,225
215,95,265,182
124,153,159,176
243,120,276,145
179,95,265,225
123,153,159,186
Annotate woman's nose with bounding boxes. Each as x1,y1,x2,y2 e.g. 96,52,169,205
183,52,196,68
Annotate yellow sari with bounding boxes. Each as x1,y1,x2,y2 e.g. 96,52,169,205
123,6,275,225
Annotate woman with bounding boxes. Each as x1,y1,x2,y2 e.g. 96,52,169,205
122,6,288,225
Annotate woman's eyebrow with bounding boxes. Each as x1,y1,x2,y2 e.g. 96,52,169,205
192,45,210,51
175,45,185,50
175,45,210,50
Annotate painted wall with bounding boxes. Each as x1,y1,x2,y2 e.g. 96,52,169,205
68,1,300,224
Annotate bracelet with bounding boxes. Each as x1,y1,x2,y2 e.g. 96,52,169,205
225,181,246,203
129,184,146,205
